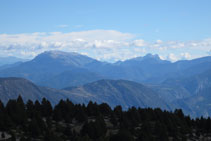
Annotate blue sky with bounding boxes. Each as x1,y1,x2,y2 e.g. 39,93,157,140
0,0,211,62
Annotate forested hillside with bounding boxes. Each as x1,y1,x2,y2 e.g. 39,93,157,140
0,96,211,141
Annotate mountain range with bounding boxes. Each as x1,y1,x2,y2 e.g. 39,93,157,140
1,51,211,88
0,50,211,117
0,77,170,110
0,56,28,66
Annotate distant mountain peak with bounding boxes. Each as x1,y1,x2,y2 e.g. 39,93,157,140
42,50,81,58
32,50,95,67
35,50,89,60
144,53,160,59
132,53,161,62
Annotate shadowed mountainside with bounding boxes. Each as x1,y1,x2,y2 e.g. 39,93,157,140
64,79,171,110
0,77,171,111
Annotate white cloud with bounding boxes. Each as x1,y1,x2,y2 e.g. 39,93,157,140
159,55,165,60
167,53,178,62
0,30,136,60
165,52,192,62
180,52,191,60
132,39,146,47
0,30,211,62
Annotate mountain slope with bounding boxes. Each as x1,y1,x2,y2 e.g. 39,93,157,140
86,54,211,84
0,77,70,104
2,77,211,117
64,79,171,110
33,51,96,67
146,84,191,102
1,51,211,89
85,54,173,83
0,77,171,111
163,69,211,117
0,51,100,84
0,62,23,70
0,56,28,66
0,77,98,105
38,68,104,89
163,69,211,96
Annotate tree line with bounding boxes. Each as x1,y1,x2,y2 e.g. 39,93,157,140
0,96,211,140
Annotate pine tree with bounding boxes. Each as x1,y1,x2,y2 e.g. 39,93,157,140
99,103,112,116
26,100,34,118
41,98,53,117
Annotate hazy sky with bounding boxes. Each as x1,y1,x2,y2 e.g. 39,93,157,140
0,0,211,62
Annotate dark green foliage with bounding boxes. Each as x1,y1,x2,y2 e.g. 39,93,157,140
64,125,72,137
0,101,7,131
26,100,34,118
44,130,62,141
87,101,100,116
41,98,53,117
53,99,75,123
1,96,211,140
154,121,168,141
20,136,29,141
81,115,107,139
76,135,92,141
110,129,134,141
114,105,122,118
75,109,88,122
110,113,118,126
11,133,16,141
34,100,42,116
6,96,27,127
1,132,5,138
99,103,112,116
28,118,41,137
